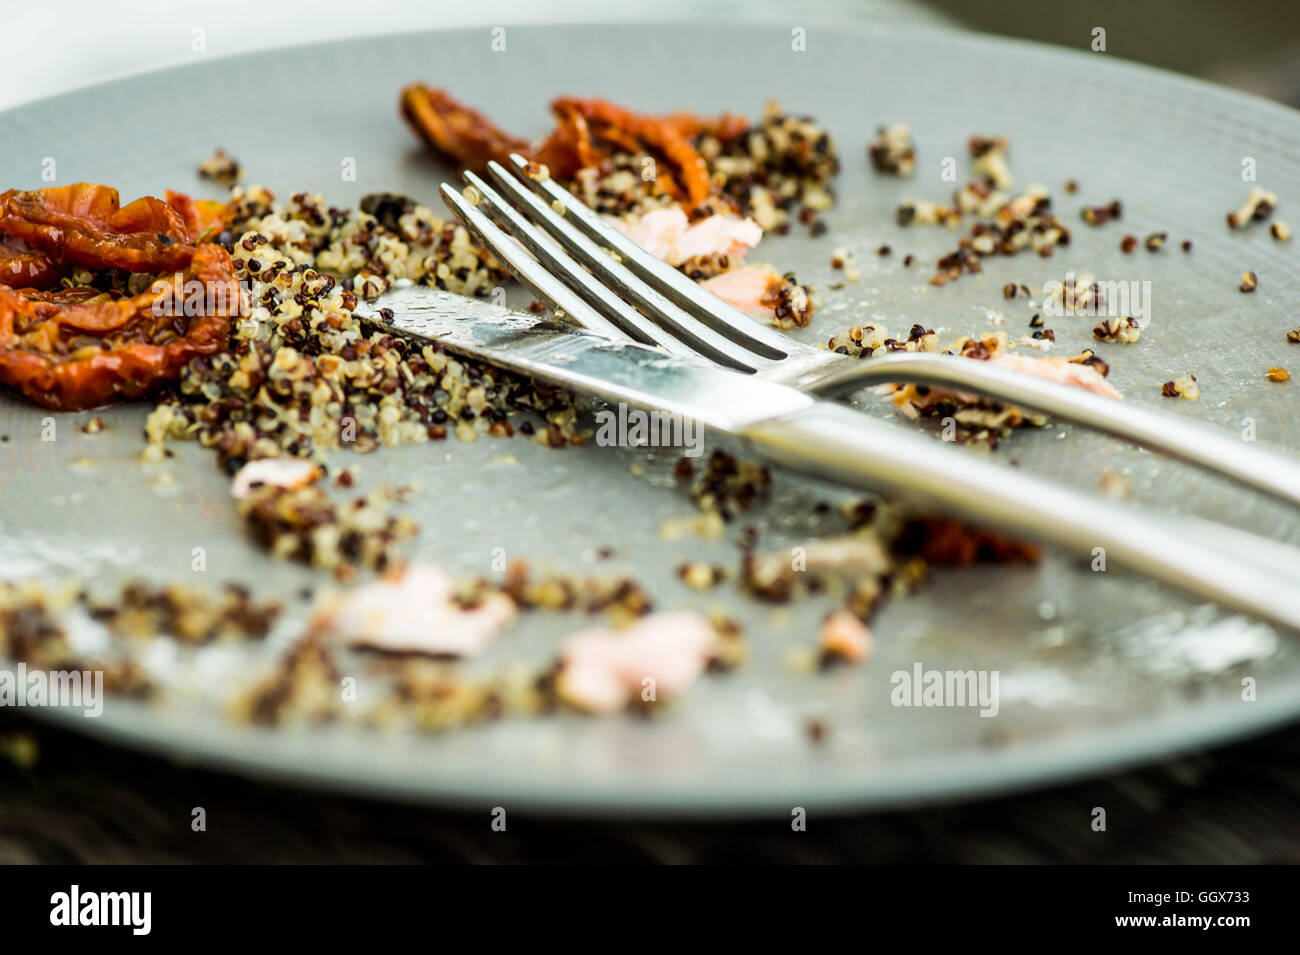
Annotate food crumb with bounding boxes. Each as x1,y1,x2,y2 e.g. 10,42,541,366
829,248,860,281
817,610,872,667
1266,366,1290,383
1081,199,1122,226
867,124,916,178
676,561,726,591
1092,316,1141,344
1162,375,1200,400
1227,186,1276,229
969,136,1013,189
197,148,241,185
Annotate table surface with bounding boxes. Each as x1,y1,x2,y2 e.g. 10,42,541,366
2,707,1297,863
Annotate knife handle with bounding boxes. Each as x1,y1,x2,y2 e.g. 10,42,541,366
744,401,1300,633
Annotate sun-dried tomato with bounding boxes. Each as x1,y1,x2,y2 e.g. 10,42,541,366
0,243,239,410
400,85,533,174
533,105,601,183
661,109,750,145
546,97,712,208
0,235,61,291
399,85,739,210
0,183,195,273
164,190,235,243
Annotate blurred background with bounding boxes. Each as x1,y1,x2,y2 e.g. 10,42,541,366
8,0,1300,111
928,0,1300,106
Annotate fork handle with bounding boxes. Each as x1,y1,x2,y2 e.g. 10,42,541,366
744,402,1300,632
810,352,1300,511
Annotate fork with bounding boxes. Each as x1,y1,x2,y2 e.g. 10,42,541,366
454,154,1300,512
374,158,1300,631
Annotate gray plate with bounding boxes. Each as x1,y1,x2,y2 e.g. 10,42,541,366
3,20,1299,817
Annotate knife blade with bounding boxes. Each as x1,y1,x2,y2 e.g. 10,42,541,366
363,285,813,433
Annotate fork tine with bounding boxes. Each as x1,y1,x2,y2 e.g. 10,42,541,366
504,152,796,359
439,183,636,343
460,171,718,363
482,160,779,370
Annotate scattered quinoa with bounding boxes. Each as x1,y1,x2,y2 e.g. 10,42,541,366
676,562,727,591
699,101,840,236
969,136,1013,189
1227,187,1276,229
86,581,280,645
895,198,962,229
867,124,916,177
0,578,282,698
826,321,938,359
1081,199,1122,226
496,559,654,624
955,178,1007,218
830,248,860,282
1266,366,1290,382
922,180,1071,287
1048,272,1106,314
741,531,893,608
1093,316,1142,344
1162,375,1200,400
879,333,1119,447
143,185,585,468
236,480,417,581
684,450,771,522
197,147,242,185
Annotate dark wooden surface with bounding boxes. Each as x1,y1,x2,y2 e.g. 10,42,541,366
1,708,1298,863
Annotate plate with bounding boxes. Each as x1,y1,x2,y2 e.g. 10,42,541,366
3,19,1299,816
